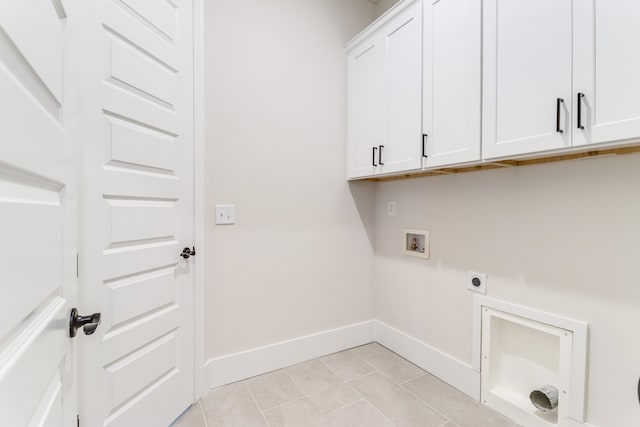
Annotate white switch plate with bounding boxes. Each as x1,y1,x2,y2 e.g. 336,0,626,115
388,201,396,216
215,204,236,225
467,271,487,294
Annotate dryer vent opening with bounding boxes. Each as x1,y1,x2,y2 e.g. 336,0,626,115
530,386,559,412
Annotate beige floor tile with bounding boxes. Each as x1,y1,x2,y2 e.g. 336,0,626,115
326,399,394,427
350,343,425,384
200,382,267,426
263,397,329,427
350,372,448,427
286,359,361,414
403,374,513,427
171,402,205,427
244,369,305,411
320,349,376,381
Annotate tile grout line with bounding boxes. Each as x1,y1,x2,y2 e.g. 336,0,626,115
261,395,309,413
345,370,378,385
397,378,453,424
399,372,427,385
321,351,398,427
369,362,453,425
325,398,365,416
197,400,209,427
281,367,311,404
349,344,425,386
339,347,378,373
343,371,398,427
354,343,458,425
316,356,368,401
352,388,397,426
316,357,343,380
242,380,272,426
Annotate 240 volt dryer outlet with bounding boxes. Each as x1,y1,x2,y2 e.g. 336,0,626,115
467,271,487,294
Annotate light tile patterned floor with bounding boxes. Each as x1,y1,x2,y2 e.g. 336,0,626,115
172,343,518,427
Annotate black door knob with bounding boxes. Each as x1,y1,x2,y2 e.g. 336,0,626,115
69,308,101,338
181,247,196,259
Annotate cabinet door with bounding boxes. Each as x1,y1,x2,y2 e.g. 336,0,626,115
347,35,382,179
378,1,422,175
425,0,481,168
574,1,640,147
483,0,572,159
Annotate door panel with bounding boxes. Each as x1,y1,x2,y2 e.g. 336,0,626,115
379,2,422,175
574,1,640,146
483,0,572,159
347,37,381,179
426,0,481,168
78,0,195,425
0,0,76,426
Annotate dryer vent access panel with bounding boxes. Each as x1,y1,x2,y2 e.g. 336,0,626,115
475,297,588,427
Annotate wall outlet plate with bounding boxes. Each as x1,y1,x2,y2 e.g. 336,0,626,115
467,271,487,294
388,201,396,216
215,204,236,225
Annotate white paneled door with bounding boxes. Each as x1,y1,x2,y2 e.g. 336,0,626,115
0,0,77,426
0,0,196,426
76,0,195,426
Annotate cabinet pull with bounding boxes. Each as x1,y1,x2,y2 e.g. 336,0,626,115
577,92,585,129
422,134,428,158
372,147,378,167
556,98,564,134
379,145,384,165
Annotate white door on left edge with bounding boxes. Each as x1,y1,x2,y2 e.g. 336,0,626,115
76,0,196,425
0,0,77,425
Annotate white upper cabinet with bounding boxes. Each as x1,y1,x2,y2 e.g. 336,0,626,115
423,0,481,168
347,35,382,179
348,0,640,180
346,0,422,179
378,1,423,175
482,0,573,159
573,1,640,147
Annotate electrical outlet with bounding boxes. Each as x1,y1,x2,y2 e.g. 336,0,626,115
388,201,396,216
467,271,487,294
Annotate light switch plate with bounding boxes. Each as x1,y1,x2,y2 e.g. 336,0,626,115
215,204,235,225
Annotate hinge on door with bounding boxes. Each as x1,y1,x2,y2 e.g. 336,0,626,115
77,414,80,427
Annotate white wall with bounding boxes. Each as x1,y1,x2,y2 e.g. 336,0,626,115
375,0,401,17
374,153,640,427
204,0,377,359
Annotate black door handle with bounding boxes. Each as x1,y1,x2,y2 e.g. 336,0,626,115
372,147,377,167
378,145,384,165
422,134,428,158
577,92,585,129
556,98,564,134
181,247,196,259
69,308,101,338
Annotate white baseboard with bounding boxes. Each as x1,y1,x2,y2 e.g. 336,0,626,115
205,320,375,389
205,319,479,400
203,320,597,426
373,320,480,400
